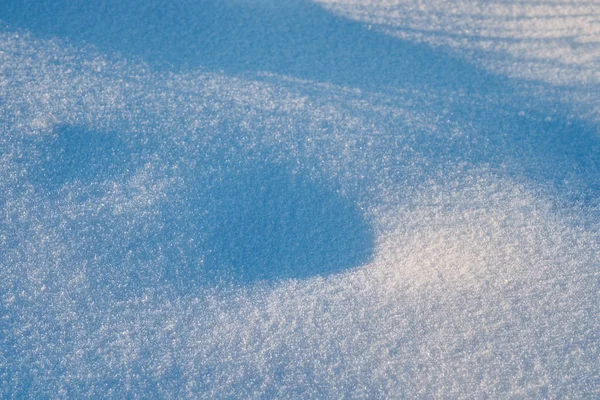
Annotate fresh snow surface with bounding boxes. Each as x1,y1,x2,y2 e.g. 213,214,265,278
0,0,599,398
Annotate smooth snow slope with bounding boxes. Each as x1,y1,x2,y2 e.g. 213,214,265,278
0,0,599,398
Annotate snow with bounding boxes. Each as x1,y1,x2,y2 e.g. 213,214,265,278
1,0,598,398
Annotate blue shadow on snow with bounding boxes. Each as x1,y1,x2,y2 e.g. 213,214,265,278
0,0,487,91
2,0,599,202
26,126,374,296
8,0,600,294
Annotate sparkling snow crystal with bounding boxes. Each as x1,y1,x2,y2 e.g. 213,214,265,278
1,0,598,398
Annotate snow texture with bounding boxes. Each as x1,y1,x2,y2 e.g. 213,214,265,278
0,0,598,398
